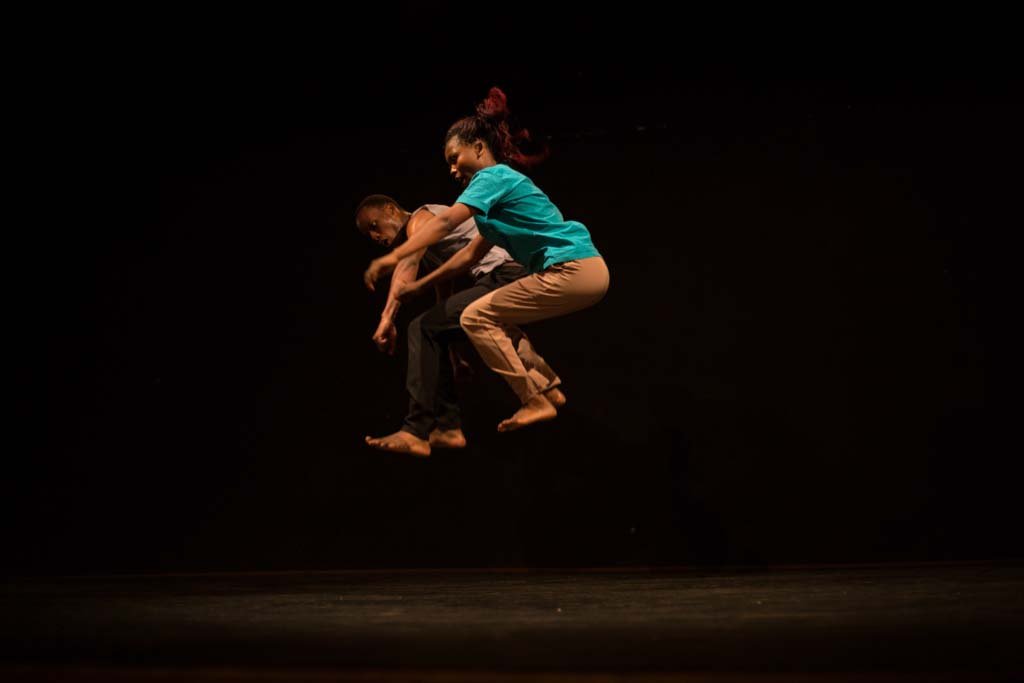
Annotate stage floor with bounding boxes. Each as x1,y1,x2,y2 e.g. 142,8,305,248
3,562,1022,681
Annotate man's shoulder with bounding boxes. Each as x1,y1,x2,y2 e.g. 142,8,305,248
407,205,443,238
418,203,450,215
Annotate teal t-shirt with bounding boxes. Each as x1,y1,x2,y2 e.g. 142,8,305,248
455,164,601,273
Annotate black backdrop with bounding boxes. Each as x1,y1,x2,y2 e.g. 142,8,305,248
14,54,1020,574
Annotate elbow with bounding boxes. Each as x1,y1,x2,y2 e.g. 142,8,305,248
439,215,458,234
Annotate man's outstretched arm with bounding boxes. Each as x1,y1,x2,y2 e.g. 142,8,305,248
371,251,422,354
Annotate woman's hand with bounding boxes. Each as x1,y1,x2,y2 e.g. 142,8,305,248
364,253,399,291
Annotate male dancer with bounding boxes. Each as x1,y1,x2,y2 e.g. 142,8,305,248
356,195,565,456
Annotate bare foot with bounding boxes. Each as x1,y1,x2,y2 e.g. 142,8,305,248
497,394,558,432
429,428,467,449
364,430,431,457
543,386,567,408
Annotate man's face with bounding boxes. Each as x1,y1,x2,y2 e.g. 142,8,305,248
356,204,402,246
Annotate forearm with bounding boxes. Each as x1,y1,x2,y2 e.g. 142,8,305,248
391,214,455,261
380,258,419,322
414,246,482,291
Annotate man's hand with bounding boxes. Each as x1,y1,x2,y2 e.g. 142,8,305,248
372,319,398,355
395,280,423,303
364,253,399,291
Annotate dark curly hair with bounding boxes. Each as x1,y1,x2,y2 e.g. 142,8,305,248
444,87,549,169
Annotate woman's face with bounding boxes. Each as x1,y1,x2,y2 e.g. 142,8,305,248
445,137,487,187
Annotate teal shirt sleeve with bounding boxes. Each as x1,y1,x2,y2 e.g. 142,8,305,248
454,164,601,273
455,167,522,216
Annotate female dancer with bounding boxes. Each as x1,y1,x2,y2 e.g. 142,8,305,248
365,88,609,432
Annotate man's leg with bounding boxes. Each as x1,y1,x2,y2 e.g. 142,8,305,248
366,300,470,457
401,281,495,445
401,311,442,440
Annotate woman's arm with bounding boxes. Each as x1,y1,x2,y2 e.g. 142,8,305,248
364,203,476,290
396,234,493,303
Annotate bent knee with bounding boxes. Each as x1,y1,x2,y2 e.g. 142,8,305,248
459,307,478,330
407,313,427,335
460,302,492,331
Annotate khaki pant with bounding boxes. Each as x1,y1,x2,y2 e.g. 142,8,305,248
460,256,610,403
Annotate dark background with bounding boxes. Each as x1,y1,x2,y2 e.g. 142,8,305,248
13,46,1021,574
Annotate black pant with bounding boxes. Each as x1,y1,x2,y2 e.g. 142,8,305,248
402,263,528,438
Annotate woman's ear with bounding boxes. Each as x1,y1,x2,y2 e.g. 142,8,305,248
474,140,485,158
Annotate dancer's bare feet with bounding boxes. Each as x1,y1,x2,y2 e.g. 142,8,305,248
429,428,467,449
364,430,430,457
543,386,567,408
497,394,558,432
